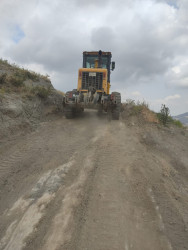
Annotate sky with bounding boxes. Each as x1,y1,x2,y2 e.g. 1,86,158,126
0,0,188,115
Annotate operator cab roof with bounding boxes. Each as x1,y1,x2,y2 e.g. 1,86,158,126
83,51,112,56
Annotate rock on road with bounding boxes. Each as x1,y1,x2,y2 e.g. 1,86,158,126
0,110,188,250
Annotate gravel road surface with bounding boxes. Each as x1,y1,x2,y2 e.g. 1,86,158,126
0,110,188,250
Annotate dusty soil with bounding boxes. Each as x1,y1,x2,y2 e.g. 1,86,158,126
0,110,188,250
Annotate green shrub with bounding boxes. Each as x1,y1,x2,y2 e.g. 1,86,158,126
158,104,170,125
157,105,184,128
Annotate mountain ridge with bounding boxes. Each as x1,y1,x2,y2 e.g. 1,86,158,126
173,112,188,126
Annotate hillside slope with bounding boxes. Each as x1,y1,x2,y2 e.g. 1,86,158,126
0,59,64,140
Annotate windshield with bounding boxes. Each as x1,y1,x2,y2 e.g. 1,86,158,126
86,56,108,69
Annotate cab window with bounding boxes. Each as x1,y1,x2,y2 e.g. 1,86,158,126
86,56,108,69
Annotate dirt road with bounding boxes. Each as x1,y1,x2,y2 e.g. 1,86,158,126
0,111,188,250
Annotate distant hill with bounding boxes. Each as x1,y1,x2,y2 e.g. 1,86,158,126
173,112,188,126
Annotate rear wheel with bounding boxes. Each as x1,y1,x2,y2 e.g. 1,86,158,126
111,92,121,120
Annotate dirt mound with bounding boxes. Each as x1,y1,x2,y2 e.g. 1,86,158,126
121,102,159,127
141,106,159,123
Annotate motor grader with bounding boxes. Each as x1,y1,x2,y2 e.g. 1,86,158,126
63,50,121,119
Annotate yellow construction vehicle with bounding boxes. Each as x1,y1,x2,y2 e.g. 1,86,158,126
63,50,121,119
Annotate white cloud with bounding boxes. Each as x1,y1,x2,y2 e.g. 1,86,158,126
166,59,188,88
155,94,180,104
0,0,188,114
131,91,141,96
164,94,181,101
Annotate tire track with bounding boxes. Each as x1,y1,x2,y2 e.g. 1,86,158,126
74,122,173,250
0,117,108,250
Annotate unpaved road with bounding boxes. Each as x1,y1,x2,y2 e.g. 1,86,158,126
0,111,188,250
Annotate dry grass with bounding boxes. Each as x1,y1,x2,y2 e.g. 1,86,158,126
0,58,51,85
122,99,159,124
0,58,51,98
122,99,184,128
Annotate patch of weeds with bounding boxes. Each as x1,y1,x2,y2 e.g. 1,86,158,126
125,99,149,115
1,57,50,83
132,105,143,115
6,70,40,88
17,68,50,83
0,58,10,66
122,99,159,123
7,74,24,87
31,86,51,99
21,69,40,82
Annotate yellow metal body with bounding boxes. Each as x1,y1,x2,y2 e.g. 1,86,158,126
77,68,110,94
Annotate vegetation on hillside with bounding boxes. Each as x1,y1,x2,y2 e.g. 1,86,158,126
122,99,184,129
0,58,50,82
0,58,52,99
157,104,170,125
156,104,184,128
31,86,52,99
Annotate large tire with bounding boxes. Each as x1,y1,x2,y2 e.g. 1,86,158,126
111,92,121,120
